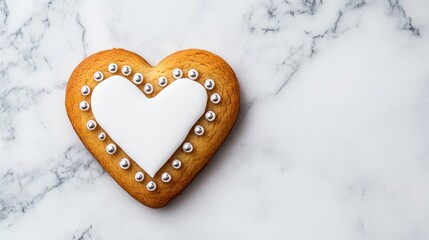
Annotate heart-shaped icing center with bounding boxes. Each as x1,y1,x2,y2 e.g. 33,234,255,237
91,75,207,177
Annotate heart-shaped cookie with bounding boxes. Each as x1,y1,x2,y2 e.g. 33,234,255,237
65,49,240,208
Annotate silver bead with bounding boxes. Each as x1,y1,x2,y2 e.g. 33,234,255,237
86,120,97,130
161,172,171,183
135,171,144,182
79,101,90,111
108,63,118,73
143,83,153,94
172,68,183,79
158,77,167,87
188,69,198,80
122,65,132,76
93,71,104,81
81,86,91,96
205,111,216,121
146,181,156,191
210,93,221,104
172,159,182,169
194,125,204,136
119,158,130,169
133,73,144,85
98,132,106,141
182,142,193,153
106,143,117,154
204,79,215,90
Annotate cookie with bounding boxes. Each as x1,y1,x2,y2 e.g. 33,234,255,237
65,48,240,208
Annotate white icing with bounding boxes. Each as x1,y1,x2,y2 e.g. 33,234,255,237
91,75,207,177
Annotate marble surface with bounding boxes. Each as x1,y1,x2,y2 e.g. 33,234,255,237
1,0,429,239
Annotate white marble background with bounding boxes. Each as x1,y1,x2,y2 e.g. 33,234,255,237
1,0,429,239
